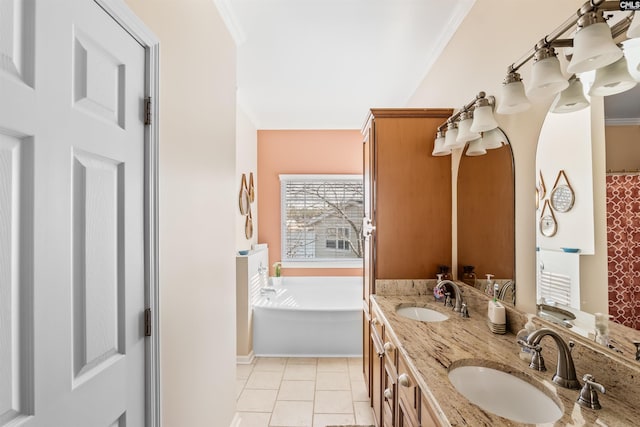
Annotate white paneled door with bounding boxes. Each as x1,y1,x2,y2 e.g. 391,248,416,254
0,1,148,426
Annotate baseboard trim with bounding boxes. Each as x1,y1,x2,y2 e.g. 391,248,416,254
236,351,255,364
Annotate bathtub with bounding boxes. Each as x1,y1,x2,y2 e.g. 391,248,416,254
252,276,362,357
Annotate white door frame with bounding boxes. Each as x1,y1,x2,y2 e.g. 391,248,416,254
92,1,161,426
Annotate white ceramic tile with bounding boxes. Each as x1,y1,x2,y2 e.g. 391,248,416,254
245,371,283,390
314,390,353,414
237,363,255,379
287,357,317,365
236,378,247,400
236,389,278,412
348,357,365,380
277,380,315,401
312,413,355,427
235,412,271,427
315,372,350,390
354,400,376,424
283,363,316,380
254,357,287,372
351,378,369,402
269,401,313,426
348,357,363,369
317,357,349,372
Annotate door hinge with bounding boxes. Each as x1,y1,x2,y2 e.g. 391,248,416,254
144,308,152,337
144,97,152,126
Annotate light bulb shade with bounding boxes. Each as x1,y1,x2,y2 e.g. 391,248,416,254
552,77,590,113
589,56,638,97
628,10,640,39
622,38,640,79
470,105,498,133
567,22,623,74
456,117,481,143
432,135,450,156
481,128,507,150
443,127,464,149
465,138,486,156
497,80,531,114
526,56,568,99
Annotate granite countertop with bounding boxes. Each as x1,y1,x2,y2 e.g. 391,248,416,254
371,290,639,426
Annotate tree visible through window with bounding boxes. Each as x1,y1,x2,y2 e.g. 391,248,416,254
280,175,363,263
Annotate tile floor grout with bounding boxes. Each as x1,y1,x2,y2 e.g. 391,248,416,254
235,357,374,427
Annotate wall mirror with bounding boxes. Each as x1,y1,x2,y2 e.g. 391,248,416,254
535,84,640,363
456,132,515,304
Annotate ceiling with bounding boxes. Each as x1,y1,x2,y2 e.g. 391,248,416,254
215,0,475,129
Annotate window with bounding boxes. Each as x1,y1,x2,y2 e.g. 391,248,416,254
280,175,363,265
326,227,351,250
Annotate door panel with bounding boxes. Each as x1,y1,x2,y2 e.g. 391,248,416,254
0,0,147,425
72,150,125,381
0,0,36,87
0,133,34,425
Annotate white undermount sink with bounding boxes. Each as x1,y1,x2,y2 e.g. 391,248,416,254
395,306,448,322
448,363,563,424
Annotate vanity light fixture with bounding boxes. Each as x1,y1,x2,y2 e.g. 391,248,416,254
567,8,623,74
481,127,509,150
456,110,481,143
497,2,638,117
431,129,451,156
432,91,498,157
527,44,569,99
589,48,638,96
469,94,499,133
497,69,531,114
552,75,590,113
465,138,487,157
443,119,463,150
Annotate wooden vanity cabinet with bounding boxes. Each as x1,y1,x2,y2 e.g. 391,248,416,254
370,305,444,427
361,108,453,294
420,394,440,427
361,108,452,398
370,314,385,426
396,354,419,427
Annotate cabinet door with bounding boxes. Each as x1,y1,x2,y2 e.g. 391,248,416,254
382,363,395,427
397,355,420,427
363,123,375,301
363,309,371,393
373,112,452,279
371,328,385,426
420,394,440,427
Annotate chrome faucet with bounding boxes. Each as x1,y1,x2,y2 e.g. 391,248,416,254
435,280,469,317
521,328,581,389
497,280,515,305
577,374,605,410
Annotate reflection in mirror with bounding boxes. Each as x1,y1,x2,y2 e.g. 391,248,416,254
535,89,640,364
535,107,595,323
604,85,640,331
457,131,515,305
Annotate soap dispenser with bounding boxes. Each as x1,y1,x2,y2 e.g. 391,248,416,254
484,274,494,297
516,314,536,361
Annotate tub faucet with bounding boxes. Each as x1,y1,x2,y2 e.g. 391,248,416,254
260,287,277,296
521,328,581,389
435,280,468,317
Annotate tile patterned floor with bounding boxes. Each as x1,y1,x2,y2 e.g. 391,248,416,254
235,357,375,427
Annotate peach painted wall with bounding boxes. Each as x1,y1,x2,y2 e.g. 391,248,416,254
258,130,364,277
